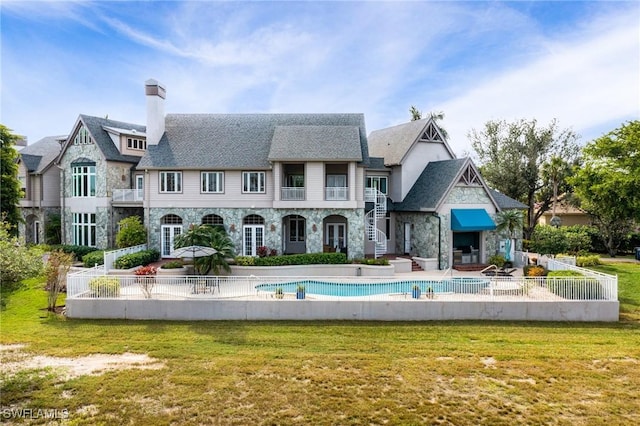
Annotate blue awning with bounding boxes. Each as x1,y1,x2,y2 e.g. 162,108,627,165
451,209,496,231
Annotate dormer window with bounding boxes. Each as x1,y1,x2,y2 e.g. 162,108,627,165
127,137,147,150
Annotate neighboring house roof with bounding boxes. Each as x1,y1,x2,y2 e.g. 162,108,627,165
268,125,362,161
368,117,454,166
57,115,146,165
367,157,389,171
489,189,528,210
138,113,370,169
19,136,65,174
392,158,467,211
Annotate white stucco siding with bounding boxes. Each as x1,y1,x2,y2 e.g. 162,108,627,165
400,142,454,201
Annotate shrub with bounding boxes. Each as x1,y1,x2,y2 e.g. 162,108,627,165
0,222,44,287
234,256,255,266
488,254,506,268
257,246,268,258
115,216,146,248
353,258,390,266
53,245,98,260
546,275,604,300
82,250,105,267
88,276,120,297
134,265,157,276
524,265,546,277
253,252,348,266
576,255,601,267
161,260,184,269
113,249,160,269
547,270,583,277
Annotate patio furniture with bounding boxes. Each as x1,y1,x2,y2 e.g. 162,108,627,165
482,267,517,277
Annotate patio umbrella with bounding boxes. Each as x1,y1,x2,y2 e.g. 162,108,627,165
171,245,218,259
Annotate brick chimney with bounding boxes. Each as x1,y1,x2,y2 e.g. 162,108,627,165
145,79,166,145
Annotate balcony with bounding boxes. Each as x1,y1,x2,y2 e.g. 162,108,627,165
112,189,143,204
325,186,348,201
281,187,305,201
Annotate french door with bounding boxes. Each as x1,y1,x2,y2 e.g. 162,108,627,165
243,225,264,256
326,223,346,250
161,225,182,257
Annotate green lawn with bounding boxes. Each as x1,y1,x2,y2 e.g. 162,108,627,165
1,264,639,425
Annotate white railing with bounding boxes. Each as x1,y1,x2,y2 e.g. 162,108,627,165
281,187,305,201
112,189,144,202
103,244,147,271
66,274,617,302
325,187,348,201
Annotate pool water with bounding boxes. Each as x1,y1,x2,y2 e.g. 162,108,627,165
255,278,490,297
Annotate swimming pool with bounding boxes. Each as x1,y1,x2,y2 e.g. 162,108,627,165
255,278,491,297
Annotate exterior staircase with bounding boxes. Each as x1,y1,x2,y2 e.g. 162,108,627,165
411,259,423,272
364,188,387,258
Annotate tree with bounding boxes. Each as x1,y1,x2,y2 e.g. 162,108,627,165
0,125,24,235
570,120,640,256
469,118,580,239
45,250,73,312
495,210,523,262
541,156,573,227
409,105,422,121
116,216,147,248
173,224,235,275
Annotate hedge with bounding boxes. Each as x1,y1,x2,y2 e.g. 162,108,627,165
546,276,604,300
82,250,105,267
52,244,99,260
235,252,348,267
113,249,160,269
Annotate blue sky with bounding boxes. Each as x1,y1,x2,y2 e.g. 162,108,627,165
1,1,638,156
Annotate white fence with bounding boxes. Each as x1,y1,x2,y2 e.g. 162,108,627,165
103,244,147,271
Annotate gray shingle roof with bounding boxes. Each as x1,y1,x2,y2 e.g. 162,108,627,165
138,113,369,169
269,126,362,161
368,118,453,166
19,136,65,173
367,157,388,170
79,115,146,164
489,189,528,210
392,158,467,211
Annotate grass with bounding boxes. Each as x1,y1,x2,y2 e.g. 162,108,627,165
1,265,639,425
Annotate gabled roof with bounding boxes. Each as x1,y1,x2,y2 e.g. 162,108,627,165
392,158,467,211
489,189,528,210
19,136,65,174
367,157,389,171
269,125,362,161
368,117,455,166
57,115,146,165
138,113,369,169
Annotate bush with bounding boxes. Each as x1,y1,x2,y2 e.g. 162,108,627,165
82,250,105,267
0,222,44,287
530,225,593,256
161,260,184,269
115,216,146,248
53,245,98,260
488,254,506,268
353,258,389,266
524,265,547,277
88,276,120,297
576,255,601,267
546,275,604,300
547,270,583,277
234,252,348,267
113,249,160,269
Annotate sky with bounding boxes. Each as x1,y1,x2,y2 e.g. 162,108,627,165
1,0,639,157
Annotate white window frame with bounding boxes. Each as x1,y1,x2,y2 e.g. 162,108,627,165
243,225,265,256
325,223,346,249
201,172,224,193
366,176,388,195
73,213,96,247
242,171,266,194
127,137,147,150
159,171,182,193
72,164,96,197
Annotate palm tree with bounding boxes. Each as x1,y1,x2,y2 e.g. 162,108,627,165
541,156,571,227
409,105,422,121
174,224,235,275
495,210,523,262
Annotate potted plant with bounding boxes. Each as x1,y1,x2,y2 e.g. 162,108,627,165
296,284,306,300
275,287,284,299
426,286,434,299
134,265,157,299
411,284,421,299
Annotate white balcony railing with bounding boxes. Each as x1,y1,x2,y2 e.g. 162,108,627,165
281,187,305,201
325,186,348,201
112,189,143,202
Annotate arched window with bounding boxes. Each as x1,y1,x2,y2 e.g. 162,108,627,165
202,214,224,226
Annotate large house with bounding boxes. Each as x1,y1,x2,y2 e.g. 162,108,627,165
20,79,526,269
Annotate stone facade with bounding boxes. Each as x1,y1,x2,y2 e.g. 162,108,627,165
148,207,365,259
19,207,61,244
